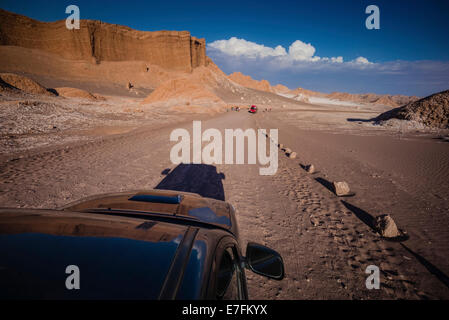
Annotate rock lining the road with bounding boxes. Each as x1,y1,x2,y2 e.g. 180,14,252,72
333,181,351,196
306,164,315,173
374,214,401,238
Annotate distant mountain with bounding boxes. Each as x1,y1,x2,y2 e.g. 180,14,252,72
327,92,420,107
272,84,291,94
227,71,419,108
228,72,273,93
290,87,323,97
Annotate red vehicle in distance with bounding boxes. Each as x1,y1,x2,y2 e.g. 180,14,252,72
249,105,257,114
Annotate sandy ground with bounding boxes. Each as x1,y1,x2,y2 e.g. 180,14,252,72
256,109,449,299
1,91,449,299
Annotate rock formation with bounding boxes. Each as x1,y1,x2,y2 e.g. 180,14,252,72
376,90,449,129
0,73,54,96
0,9,206,72
228,72,273,92
0,9,422,110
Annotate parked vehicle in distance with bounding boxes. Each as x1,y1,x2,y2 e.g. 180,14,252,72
0,189,284,300
249,105,257,113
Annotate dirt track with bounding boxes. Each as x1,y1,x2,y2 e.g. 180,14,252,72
1,110,449,299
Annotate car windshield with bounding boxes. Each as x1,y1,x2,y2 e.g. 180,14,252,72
0,232,182,299
0,211,189,300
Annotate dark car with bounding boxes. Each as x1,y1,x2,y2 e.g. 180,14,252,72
249,105,257,113
0,189,284,300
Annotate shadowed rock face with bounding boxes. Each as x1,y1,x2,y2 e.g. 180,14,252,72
376,90,449,129
0,9,206,72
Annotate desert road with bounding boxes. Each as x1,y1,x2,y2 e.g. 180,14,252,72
1,110,449,299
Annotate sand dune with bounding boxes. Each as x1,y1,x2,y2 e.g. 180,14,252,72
141,61,259,110
0,73,54,96
54,87,106,101
0,72,106,102
142,77,225,107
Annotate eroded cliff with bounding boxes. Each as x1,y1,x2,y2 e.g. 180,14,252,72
0,9,206,72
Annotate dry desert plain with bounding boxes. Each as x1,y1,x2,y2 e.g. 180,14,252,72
1,78,449,300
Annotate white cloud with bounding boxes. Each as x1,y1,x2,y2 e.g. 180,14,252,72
332,56,344,63
208,37,343,63
208,37,286,58
321,56,344,63
288,40,316,61
207,39,449,96
352,56,372,65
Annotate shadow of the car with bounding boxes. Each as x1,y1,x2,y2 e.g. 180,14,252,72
156,164,226,201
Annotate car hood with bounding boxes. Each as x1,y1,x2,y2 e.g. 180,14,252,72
61,189,237,236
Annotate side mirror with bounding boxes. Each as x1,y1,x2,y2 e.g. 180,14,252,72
245,242,284,280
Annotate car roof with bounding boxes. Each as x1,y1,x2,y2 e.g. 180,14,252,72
0,208,184,299
0,208,226,299
61,189,237,236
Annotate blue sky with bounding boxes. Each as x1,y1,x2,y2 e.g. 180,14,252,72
1,0,449,96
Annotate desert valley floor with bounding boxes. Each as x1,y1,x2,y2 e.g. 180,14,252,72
1,93,448,299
